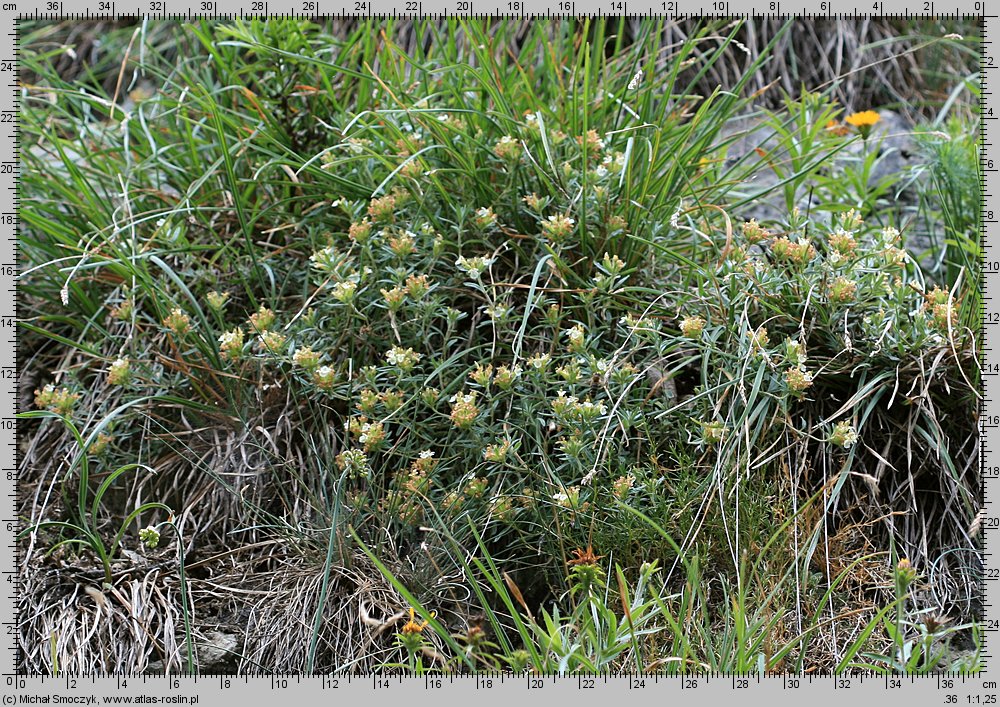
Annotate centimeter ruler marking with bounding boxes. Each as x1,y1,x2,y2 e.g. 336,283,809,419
985,11,996,670
0,3,990,16
0,5,994,702
981,7,986,656
5,9,16,676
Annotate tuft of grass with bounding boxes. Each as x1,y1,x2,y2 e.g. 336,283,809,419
18,17,981,673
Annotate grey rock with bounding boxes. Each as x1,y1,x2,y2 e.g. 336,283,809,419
716,109,921,249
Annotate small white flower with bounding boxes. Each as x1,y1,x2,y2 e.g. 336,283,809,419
456,255,494,278
880,226,901,246
485,304,510,321
566,324,586,349
528,353,551,369
108,357,132,385
385,346,421,371
829,421,859,449
332,279,358,302
310,245,338,272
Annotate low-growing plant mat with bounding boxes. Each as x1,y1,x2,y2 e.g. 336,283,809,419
17,17,983,674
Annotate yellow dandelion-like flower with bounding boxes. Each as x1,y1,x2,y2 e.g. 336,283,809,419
844,110,880,139
844,110,880,127
401,607,433,635
824,119,850,137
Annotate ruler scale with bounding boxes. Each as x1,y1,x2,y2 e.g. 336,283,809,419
1,6,994,705
985,13,996,677
6,12,18,680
